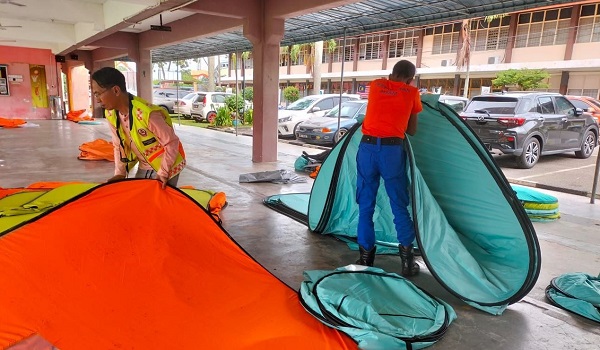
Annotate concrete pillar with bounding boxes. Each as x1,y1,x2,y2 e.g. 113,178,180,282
313,41,323,95
137,49,153,101
564,4,581,61
504,13,518,64
244,16,284,162
559,71,569,95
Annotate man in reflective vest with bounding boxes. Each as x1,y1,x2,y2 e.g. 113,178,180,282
91,67,186,189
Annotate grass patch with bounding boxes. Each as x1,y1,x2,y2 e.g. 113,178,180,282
170,115,210,128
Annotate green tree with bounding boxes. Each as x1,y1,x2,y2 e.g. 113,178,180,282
243,86,253,101
181,69,194,83
492,69,550,91
283,86,300,104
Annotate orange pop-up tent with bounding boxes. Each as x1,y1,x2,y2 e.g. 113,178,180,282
0,180,356,349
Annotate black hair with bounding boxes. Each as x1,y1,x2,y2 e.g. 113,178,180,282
91,67,127,92
391,60,416,79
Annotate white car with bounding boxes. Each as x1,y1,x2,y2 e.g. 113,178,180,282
190,92,235,123
278,94,361,137
173,92,201,119
153,89,192,113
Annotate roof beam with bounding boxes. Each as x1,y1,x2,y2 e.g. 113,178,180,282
179,0,260,19
139,13,243,50
265,0,363,18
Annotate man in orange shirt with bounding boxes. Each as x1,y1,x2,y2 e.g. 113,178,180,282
355,60,422,277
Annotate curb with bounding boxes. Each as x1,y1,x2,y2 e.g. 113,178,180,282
508,179,599,199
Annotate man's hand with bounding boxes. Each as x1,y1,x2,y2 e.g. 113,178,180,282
157,175,169,189
107,175,126,183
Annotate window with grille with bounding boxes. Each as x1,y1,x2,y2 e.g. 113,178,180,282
515,7,572,48
388,30,418,58
279,49,289,67
332,38,356,62
359,34,384,60
470,17,510,51
430,23,461,55
576,4,600,43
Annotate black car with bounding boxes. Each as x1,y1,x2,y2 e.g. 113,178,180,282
461,92,598,168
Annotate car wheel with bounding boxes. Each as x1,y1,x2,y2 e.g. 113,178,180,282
206,111,217,124
159,105,169,113
191,114,201,122
334,128,349,143
574,130,597,159
292,123,302,139
516,137,540,169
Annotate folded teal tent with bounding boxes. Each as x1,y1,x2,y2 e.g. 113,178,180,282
265,94,541,314
300,266,456,349
545,272,600,323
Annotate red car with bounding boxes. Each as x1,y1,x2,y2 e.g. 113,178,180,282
566,95,600,123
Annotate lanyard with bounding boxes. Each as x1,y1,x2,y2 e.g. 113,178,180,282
115,94,135,169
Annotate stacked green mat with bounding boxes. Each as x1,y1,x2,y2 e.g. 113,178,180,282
510,184,560,222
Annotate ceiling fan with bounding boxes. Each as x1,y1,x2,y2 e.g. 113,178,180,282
0,0,26,7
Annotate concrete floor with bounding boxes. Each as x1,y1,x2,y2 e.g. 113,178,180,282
1,119,600,349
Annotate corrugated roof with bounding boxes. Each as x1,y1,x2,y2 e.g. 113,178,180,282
151,0,579,62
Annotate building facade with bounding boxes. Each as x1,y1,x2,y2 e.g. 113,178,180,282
224,1,600,100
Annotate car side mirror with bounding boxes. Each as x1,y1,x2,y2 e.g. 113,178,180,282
311,107,321,113
357,113,366,122
574,108,584,116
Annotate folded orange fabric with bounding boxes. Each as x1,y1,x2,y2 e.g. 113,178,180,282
78,139,114,161
0,117,26,128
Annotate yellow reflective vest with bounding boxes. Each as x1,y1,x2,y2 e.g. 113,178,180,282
105,95,186,178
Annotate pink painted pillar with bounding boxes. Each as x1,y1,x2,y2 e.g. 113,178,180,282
244,16,284,163
136,49,153,101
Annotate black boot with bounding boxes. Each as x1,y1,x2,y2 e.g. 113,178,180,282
356,246,376,267
399,244,420,277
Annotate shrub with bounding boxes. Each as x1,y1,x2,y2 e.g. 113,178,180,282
224,94,247,120
214,106,232,127
244,109,253,125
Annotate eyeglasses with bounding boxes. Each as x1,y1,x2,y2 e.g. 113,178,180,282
93,87,112,99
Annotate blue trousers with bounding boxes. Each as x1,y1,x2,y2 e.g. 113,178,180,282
356,140,415,249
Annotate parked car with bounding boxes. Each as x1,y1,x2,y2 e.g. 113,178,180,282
439,95,469,113
460,92,598,169
153,89,191,113
173,92,201,119
296,100,368,145
565,95,600,124
278,94,361,137
190,92,236,123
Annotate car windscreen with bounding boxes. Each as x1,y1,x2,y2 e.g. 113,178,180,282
325,102,364,118
285,97,318,110
464,97,519,114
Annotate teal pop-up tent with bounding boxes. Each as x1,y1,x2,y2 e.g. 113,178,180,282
265,94,541,314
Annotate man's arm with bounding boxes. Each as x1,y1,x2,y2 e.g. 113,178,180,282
406,113,418,136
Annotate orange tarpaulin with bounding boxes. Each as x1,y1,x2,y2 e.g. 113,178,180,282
78,139,114,161
66,109,93,122
0,180,356,350
0,117,26,128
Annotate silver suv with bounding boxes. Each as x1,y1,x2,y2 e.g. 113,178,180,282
461,92,598,168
